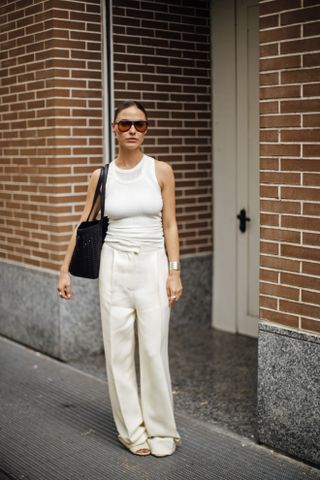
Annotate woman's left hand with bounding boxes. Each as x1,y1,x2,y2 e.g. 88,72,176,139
166,271,183,306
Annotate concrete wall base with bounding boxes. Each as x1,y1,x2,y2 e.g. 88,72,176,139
257,321,320,467
0,255,212,361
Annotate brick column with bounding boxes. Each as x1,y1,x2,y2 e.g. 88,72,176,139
259,0,320,334
258,1,320,466
0,0,104,360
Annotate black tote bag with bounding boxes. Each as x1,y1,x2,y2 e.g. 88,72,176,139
69,164,109,279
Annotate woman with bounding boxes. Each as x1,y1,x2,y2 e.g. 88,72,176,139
57,100,182,457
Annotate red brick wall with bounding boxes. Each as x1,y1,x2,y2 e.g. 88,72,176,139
112,0,212,256
259,0,320,334
0,0,103,270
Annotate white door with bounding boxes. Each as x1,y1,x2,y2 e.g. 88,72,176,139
211,0,259,337
236,0,260,336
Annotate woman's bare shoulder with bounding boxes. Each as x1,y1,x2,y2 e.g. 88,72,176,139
154,159,174,189
92,167,102,178
155,159,173,176
90,167,103,183
86,168,102,192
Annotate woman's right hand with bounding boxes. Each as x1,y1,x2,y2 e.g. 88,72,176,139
57,271,73,300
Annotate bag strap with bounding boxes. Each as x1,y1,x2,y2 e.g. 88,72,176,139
86,167,104,221
100,163,109,218
86,163,110,221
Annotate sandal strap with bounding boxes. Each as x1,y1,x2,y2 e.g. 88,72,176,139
118,436,150,456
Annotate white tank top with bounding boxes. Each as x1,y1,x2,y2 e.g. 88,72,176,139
104,154,164,252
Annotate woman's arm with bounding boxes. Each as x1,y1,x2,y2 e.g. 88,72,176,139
156,160,183,305
57,168,102,300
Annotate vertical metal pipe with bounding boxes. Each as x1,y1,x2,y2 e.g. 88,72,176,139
101,0,114,164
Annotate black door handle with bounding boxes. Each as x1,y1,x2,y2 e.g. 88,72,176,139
237,208,251,233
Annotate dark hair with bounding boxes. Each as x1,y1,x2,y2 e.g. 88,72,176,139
113,100,148,122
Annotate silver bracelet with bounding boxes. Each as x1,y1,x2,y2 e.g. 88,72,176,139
169,260,181,271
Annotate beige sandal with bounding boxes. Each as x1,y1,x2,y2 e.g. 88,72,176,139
118,436,150,456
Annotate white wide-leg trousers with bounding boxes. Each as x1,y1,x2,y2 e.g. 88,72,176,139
99,243,180,447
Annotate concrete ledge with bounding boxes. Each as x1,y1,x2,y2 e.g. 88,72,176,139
0,261,102,361
171,253,212,326
0,255,212,361
257,321,320,467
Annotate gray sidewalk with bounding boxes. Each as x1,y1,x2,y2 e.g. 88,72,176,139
0,335,319,480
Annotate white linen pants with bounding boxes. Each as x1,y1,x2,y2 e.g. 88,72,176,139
99,243,180,447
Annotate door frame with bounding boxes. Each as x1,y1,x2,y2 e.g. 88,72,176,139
211,0,238,333
236,0,260,337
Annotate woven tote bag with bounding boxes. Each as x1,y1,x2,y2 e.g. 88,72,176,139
69,164,109,279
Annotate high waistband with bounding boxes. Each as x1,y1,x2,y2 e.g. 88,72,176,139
104,241,165,255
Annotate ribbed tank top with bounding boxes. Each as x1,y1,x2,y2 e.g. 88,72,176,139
104,154,164,252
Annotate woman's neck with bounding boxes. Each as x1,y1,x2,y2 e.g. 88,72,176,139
116,148,143,169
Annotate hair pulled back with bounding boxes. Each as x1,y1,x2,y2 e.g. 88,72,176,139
113,100,148,122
